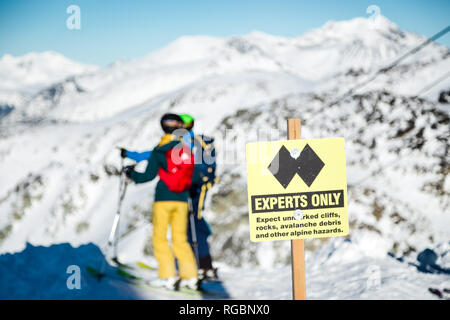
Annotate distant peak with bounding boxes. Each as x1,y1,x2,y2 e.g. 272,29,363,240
321,15,400,32
243,30,276,38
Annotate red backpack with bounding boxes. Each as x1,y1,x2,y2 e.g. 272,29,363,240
158,144,194,192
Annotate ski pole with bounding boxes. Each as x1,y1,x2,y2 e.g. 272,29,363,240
99,159,128,276
109,158,129,260
188,198,200,267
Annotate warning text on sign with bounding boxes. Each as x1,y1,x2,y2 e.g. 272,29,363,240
253,211,344,240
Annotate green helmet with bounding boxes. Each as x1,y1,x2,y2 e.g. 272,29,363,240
179,113,194,130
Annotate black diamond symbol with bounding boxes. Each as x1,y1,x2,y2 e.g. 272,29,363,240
268,144,324,188
296,144,324,187
268,146,299,189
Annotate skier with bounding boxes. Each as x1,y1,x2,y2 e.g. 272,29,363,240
179,113,219,280
121,113,219,280
123,113,199,290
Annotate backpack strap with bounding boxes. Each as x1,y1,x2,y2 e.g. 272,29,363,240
197,182,215,219
194,135,209,150
196,184,207,219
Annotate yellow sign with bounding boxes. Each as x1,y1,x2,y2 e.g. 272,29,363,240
246,138,349,242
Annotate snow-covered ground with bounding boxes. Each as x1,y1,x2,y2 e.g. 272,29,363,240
1,238,448,299
0,16,449,300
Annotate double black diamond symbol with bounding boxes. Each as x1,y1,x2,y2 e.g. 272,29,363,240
268,144,324,188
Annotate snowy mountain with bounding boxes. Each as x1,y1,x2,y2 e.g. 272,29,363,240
0,16,449,299
0,51,97,118
3,16,448,124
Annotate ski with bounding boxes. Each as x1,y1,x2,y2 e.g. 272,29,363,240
86,265,223,298
86,265,199,297
86,265,135,283
108,259,157,272
110,257,134,269
86,266,106,280
117,268,221,297
136,261,157,271
116,268,141,280
133,261,227,297
135,282,204,298
115,267,228,298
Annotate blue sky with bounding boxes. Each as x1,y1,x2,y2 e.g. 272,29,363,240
0,0,449,66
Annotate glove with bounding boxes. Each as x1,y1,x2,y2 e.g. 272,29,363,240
119,148,127,159
122,165,135,177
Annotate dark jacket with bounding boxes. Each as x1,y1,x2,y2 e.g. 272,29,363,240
128,134,189,202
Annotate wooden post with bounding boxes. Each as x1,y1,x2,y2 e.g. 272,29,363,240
288,118,306,300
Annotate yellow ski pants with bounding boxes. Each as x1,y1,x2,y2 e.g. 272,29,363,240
152,201,197,279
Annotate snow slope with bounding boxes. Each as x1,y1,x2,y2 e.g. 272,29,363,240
1,238,448,299
0,16,449,300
